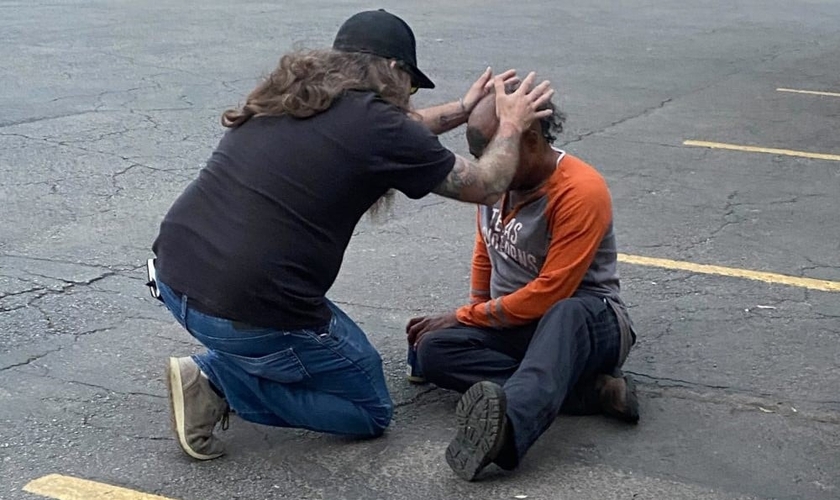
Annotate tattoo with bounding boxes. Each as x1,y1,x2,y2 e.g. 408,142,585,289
418,101,469,135
433,156,479,199
436,111,466,131
433,130,521,204
478,134,519,202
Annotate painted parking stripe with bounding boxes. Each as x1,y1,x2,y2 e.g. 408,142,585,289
24,474,176,500
777,87,840,98
683,140,840,162
619,254,840,292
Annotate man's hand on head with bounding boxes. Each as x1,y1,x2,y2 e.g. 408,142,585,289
494,72,554,134
415,69,517,136
406,312,459,347
430,71,550,206
462,68,518,114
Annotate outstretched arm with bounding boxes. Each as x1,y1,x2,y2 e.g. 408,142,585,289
415,100,470,135
432,129,520,205
415,68,517,135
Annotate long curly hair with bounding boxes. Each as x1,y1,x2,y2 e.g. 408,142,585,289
222,49,412,127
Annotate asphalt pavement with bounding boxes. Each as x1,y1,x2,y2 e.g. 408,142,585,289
1,1,839,499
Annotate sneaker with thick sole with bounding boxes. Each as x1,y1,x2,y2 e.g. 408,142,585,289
596,369,640,424
445,381,508,481
165,356,229,460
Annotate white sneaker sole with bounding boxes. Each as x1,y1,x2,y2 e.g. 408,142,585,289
166,357,222,461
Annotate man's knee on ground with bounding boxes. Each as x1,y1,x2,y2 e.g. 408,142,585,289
359,402,393,438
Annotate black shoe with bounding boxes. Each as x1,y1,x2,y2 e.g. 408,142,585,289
445,381,508,481
596,370,640,424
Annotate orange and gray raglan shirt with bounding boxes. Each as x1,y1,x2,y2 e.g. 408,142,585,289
456,150,634,363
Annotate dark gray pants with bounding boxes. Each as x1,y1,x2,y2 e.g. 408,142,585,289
416,295,622,466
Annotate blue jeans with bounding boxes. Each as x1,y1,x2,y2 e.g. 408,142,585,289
158,280,393,437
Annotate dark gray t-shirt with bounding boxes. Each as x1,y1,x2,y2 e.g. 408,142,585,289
153,91,455,329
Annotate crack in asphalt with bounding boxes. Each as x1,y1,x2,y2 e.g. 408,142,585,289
0,129,197,194
0,131,135,163
0,271,120,317
708,190,743,238
388,370,840,426
393,386,440,409
4,353,838,425
626,370,733,391
332,299,427,313
561,97,675,147
637,381,840,425
677,190,746,253
76,418,172,441
800,255,840,277
0,111,105,129
0,347,63,372
0,263,146,306
106,162,195,201
43,376,166,400
95,50,212,83
21,270,118,287
629,369,840,412
556,62,757,149
555,35,828,152
0,286,47,300
0,128,198,200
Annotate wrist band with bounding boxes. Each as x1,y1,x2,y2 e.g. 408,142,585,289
459,98,468,114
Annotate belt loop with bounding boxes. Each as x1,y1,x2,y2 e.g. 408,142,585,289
179,292,188,323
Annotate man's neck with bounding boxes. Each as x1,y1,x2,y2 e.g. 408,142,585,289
510,148,562,199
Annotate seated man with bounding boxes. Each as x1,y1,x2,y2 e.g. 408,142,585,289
406,92,638,481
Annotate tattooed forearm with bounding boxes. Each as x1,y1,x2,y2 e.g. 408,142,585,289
478,132,520,202
437,112,465,131
433,156,479,198
433,125,522,204
416,101,469,135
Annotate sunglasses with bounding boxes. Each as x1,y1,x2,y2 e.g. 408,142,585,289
395,61,420,95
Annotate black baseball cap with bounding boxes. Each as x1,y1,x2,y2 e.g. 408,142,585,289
333,9,435,89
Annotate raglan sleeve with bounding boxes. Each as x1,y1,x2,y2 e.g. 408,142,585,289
456,179,612,327
468,210,492,304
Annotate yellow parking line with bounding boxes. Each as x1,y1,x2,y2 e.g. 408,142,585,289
683,140,840,162
24,474,176,500
777,87,840,98
619,254,840,292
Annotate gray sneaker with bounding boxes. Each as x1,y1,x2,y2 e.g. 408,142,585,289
165,356,229,460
